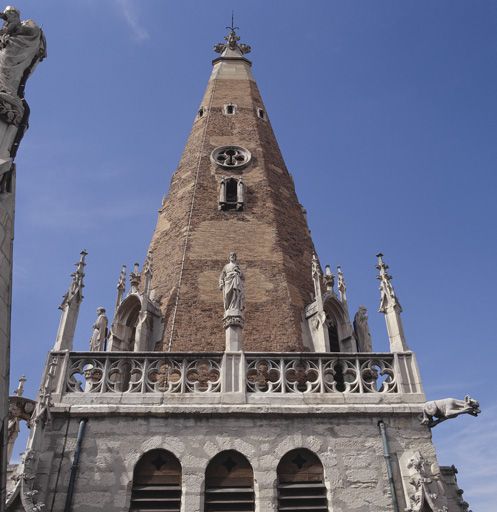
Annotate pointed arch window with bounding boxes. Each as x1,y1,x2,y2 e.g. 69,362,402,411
219,177,245,211
130,449,182,511
277,449,328,512
204,450,255,512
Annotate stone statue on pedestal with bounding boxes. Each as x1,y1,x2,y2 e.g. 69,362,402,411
89,307,108,351
353,306,373,352
219,252,245,316
0,6,46,125
0,5,46,190
219,253,244,350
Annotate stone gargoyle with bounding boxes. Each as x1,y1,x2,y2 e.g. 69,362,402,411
421,395,480,428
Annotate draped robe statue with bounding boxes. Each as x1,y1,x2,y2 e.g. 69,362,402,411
90,307,109,351
0,6,46,190
353,306,373,352
219,252,245,315
0,6,46,126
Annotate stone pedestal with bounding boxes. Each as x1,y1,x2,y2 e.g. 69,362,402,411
223,310,244,352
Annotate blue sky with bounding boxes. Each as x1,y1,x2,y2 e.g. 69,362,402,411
7,1,497,509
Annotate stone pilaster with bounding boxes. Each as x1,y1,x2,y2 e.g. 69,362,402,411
0,165,15,511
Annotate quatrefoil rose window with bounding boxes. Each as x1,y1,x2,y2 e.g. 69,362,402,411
211,145,251,169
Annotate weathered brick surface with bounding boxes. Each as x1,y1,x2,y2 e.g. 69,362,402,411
148,58,316,352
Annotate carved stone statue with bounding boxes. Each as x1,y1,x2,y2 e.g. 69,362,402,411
89,307,108,351
0,6,46,126
219,252,244,315
353,306,373,352
406,451,448,512
421,395,480,428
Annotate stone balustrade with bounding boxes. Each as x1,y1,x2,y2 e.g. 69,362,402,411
47,351,423,401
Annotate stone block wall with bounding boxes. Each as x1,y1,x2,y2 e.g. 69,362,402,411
38,412,439,512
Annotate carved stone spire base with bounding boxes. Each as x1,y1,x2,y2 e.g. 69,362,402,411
384,305,409,352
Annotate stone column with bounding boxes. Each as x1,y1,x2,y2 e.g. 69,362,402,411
0,165,15,510
222,316,245,397
224,313,243,351
0,7,46,509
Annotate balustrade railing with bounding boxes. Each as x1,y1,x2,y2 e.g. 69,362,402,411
65,353,223,394
246,354,397,394
53,351,421,398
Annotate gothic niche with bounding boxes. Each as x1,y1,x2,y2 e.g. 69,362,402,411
219,176,244,211
211,145,251,169
109,295,141,351
321,296,357,352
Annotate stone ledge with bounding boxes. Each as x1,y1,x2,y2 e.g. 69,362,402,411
51,391,425,407
50,402,426,417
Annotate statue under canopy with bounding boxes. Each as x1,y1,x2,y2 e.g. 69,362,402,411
89,307,109,351
0,6,46,126
219,252,245,315
353,306,373,352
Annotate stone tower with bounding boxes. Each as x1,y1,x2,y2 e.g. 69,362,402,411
5,26,477,512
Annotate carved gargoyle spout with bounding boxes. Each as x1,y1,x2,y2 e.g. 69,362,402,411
421,395,480,428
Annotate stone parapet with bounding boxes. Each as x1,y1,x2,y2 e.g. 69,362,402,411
48,349,425,406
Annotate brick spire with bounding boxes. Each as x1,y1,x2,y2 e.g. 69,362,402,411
147,27,317,352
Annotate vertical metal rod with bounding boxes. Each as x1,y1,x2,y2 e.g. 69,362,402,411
63,418,88,512
378,420,400,512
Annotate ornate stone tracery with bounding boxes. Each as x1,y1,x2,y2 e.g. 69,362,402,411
211,145,251,169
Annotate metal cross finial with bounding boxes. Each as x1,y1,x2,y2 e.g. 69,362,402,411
226,11,239,33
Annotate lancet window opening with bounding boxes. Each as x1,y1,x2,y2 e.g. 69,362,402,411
277,449,328,512
224,103,237,115
129,449,182,512
219,177,245,211
204,450,255,512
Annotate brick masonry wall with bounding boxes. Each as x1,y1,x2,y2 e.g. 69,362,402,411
148,59,317,352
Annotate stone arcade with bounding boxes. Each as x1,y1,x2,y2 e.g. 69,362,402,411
4,18,478,512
